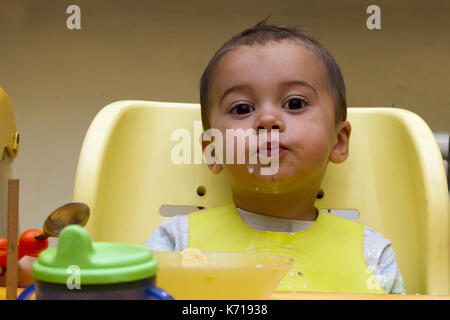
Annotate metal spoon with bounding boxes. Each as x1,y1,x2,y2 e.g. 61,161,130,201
35,202,90,240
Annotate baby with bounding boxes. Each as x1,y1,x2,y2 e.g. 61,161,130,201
147,19,405,294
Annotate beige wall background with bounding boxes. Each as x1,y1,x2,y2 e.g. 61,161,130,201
0,0,449,237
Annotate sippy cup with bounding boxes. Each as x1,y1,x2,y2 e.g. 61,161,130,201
18,225,173,300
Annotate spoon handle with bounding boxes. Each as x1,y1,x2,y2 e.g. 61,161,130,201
34,234,50,240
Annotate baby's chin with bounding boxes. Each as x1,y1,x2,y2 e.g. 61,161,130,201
226,165,298,194
235,181,294,195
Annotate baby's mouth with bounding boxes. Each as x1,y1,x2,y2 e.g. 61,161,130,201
256,141,287,157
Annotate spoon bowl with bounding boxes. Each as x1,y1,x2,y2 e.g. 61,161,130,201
39,202,90,238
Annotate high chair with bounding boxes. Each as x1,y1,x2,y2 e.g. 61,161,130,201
72,100,449,295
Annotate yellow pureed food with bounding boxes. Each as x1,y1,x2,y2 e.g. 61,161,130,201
180,248,210,267
154,251,294,299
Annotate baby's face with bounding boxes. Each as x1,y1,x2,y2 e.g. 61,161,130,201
205,40,349,194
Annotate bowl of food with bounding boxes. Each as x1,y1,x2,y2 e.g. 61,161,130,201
153,248,293,300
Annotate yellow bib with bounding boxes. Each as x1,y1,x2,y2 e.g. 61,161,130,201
189,204,385,294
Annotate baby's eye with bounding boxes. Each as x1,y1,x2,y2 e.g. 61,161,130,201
282,97,308,110
229,103,254,115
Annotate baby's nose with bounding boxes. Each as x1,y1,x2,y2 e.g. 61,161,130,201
255,108,284,133
257,124,280,132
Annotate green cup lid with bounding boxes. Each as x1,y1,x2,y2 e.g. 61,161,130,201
32,225,158,285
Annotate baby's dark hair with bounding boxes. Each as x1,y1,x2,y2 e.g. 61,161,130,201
200,17,347,130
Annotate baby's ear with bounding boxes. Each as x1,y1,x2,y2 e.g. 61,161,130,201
200,132,223,174
329,121,351,164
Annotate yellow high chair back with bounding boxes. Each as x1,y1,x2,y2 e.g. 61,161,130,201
73,101,449,295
